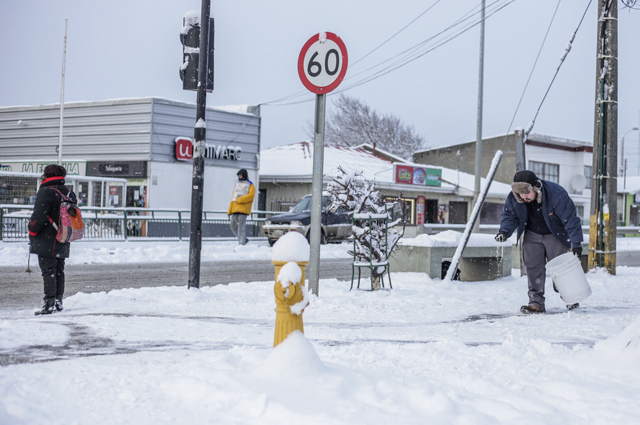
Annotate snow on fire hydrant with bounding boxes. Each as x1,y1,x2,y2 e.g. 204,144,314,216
271,231,310,348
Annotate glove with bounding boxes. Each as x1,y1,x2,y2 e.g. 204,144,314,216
495,232,508,243
572,246,582,257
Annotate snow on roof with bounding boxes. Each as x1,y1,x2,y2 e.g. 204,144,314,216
353,143,411,163
260,141,511,198
415,132,591,154
260,141,395,182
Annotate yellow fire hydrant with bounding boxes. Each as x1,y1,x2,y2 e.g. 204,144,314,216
272,260,309,347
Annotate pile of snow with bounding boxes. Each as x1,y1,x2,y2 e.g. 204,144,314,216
594,314,640,362
271,232,310,263
400,230,511,248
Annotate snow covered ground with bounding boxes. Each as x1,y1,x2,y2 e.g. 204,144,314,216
1,239,640,424
0,240,352,267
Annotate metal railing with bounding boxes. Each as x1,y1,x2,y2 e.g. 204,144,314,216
0,205,280,242
421,223,640,237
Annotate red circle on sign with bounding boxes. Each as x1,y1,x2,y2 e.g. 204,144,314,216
298,32,348,94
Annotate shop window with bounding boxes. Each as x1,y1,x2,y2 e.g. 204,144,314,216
479,202,504,224
387,197,415,225
584,166,592,189
529,161,559,183
448,201,467,224
126,186,146,208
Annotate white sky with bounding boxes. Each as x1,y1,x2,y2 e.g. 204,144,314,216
1,1,639,172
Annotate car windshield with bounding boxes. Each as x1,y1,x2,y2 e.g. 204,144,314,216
290,196,329,213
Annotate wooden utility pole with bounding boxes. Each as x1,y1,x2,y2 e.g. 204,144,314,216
588,0,617,274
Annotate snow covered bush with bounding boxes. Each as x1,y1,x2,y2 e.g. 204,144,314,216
328,166,404,289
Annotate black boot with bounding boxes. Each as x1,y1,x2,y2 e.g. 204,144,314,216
35,303,55,316
55,299,63,312
520,305,546,314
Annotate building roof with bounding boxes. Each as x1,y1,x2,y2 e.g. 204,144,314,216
260,141,512,198
415,132,591,154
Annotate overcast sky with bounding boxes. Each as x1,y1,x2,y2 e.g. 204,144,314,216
1,1,639,172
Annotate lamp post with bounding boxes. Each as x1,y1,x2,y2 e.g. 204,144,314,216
619,127,638,177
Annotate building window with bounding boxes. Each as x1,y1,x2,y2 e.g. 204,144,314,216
584,166,592,189
576,205,585,223
387,197,415,225
530,161,559,183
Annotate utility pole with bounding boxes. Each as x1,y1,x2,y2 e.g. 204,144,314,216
188,0,212,289
588,0,617,274
472,0,485,233
514,128,526,172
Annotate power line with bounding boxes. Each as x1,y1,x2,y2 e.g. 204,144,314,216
500,0,562,150
523,0,593,139
262,0,514,107
263,0,445,106
350,0,443,67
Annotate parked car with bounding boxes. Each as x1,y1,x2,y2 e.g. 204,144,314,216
263,194,351,246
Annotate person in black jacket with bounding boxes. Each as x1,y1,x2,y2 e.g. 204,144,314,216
495,170,583,314
28,164,77,315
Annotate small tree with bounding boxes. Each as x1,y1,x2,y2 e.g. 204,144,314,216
328,167,405,289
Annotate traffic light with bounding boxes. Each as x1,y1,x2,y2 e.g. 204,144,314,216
180,11,214,92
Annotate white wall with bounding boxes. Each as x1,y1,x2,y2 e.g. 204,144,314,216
526,146,592,222
147,161,258,213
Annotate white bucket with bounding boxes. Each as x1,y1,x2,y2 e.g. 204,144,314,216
546,252,592,305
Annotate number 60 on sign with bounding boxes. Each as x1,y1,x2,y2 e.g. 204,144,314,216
297,32,348,94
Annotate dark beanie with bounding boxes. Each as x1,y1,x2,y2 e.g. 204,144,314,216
43,164,66,179
513,170,538,186
237,169,248,180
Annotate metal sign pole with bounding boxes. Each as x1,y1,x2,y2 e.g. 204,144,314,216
188,0,211,289
308,93,326,296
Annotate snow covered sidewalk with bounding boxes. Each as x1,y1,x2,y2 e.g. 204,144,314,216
0,240,352,267
1,267,640,424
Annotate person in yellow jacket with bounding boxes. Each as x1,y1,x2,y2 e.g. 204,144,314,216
228,168,255,245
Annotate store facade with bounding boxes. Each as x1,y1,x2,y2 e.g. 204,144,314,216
259,142,511,236
0,98,260,212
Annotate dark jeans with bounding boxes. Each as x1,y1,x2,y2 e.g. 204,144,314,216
38,256,65,305
522,231,568,308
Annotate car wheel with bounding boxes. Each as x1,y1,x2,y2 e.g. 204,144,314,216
304,231,327,245
268,239,276,247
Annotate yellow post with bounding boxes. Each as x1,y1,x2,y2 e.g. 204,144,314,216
272,260,309,347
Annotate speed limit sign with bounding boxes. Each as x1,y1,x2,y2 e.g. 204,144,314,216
298,32,348,94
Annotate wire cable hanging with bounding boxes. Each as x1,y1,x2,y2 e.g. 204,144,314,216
499,0,562,150
262,0,514,107
522,0,593,141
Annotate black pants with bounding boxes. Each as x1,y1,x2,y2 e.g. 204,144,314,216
38,256,65,305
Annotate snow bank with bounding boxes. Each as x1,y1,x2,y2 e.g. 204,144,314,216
0,239,346,267
399,230,512,247
594,314,640,363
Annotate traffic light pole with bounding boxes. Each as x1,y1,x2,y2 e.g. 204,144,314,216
188,0,212,289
